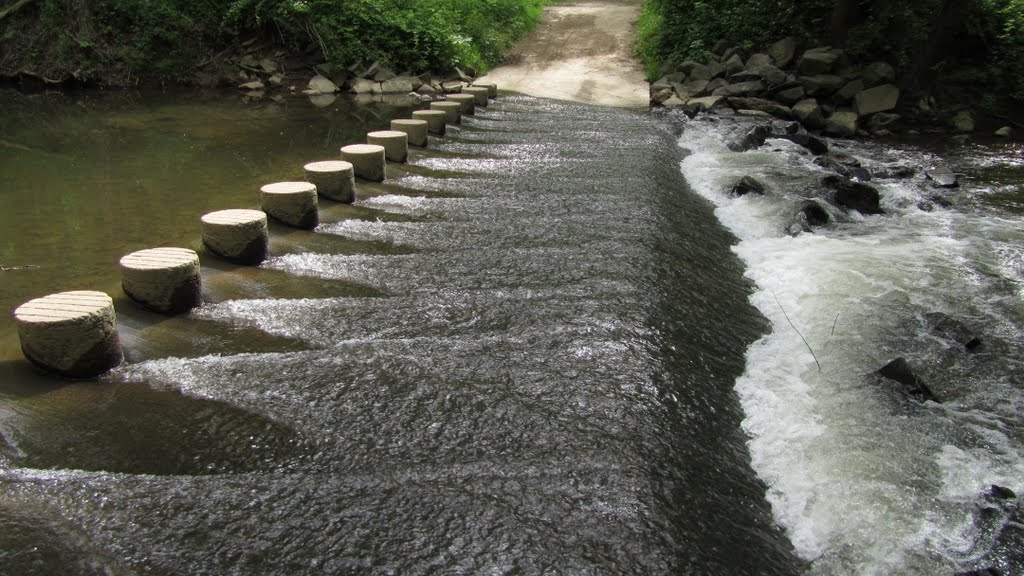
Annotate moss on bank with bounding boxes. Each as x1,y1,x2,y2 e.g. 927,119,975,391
0,0,544,86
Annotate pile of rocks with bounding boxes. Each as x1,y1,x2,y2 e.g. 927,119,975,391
650,38,902,138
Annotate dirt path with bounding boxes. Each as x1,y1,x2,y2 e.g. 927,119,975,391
479,1,648,107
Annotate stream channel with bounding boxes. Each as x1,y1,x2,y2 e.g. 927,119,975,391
0,88,1022,575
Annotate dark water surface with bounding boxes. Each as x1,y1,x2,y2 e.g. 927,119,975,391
0,90,799,574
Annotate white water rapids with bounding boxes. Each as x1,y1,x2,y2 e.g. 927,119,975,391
677,115,1024,574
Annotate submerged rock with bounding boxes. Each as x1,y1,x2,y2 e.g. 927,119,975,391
925,165,959,188
730,175,767,196
924,312,982,351
781,133,829,155
789,201,831,234
727,123,772,152
877,357,940,402
821,175,884,214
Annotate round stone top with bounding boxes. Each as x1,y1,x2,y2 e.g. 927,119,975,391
261,181,317,195
341,144,386,155
447,94,475,101
463,86,489,93
391,119,428,127
472,83,497,89
367,130,408,139
201,208,267,226
120,247,198,271
430,101,462,109
14,291,113,324
413,110,448,117
304,160,353,173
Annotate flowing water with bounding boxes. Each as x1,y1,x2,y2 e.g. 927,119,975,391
0,87,1021,575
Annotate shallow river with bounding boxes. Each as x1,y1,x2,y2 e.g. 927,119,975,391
0,89,1021,574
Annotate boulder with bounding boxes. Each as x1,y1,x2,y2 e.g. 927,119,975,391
455,67,474,82
952,110,975,133
861,61,896,87
380,76,415,93
710,39,730,56
800,75,845,96
674,79,710,99
416,83,438,96
877,358,939,402
441,80,464,93
925,165,958,188
771,120,802,136
746,53,773,69
923,312,982,350
683,95,724,114
723,53,745,76
815,153,870,181
661,95,686,107
834,79,864,104
727,123,772,152
789,201,831,234
706,61,726,79
995,126,1013,137
873,164,915,179
677,60,705,75
767,37,797,68
774,85,806,106
824,110,859,138
308,75,340,94
348,78,377,94
711,80,765,97
730,175,767,196
705,78,729,93
867,113,901,133
792,98,826,129
727,97,792,119
798,48,841,75
853,83,899,116
781,133,829,155
746,64,787,86
822,175,883,214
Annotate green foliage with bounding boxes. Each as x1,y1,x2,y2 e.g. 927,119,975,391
990,0,1024,99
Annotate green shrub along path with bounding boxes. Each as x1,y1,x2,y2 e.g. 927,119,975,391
0,0,544,86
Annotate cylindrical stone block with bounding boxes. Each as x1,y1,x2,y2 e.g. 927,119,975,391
201,209,269,265
304,160,356,203
473,82,498,98
367,130,409,163
447,93,476,115
390,119,429,147
412,110,448,135
260,181,319,230
341,144,387,181
14,291,123,378
120,247,202,314
430,101,462,125
463,86,490,107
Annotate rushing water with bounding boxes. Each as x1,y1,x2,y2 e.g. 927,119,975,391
676,113,1024,574
0,90,798,574
1,87,1021,575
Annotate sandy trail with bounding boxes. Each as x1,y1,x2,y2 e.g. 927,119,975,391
479,1,648,107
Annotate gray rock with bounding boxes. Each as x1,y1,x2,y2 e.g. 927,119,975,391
348,77,377,94
792,98,825,129
799,48,840,75
705,78,729,93
952,110,975,133
815,153,870,180
723,53,745,76
771,120,802,135
877,358,939,402
782,133,828,155
721,46,741,62
728,123,772,152
822,174,883,214
867,112,901,133
711,80,766,97
652,76,674,90
824,110,859,138
441,80,463,93
834,79,864,104
774,85,806,105
853,83,899,116
687,63,712,81
677,60,705,75
683,95,724,114
925,165,958,188
727,97,792,119
308,75,340,94
238,80,265,91
861,61,895,87
706,61,726,79
923,312,982,350
731,175,767,196
674,79,710,99
745,64,787,86
416,83,438,95
267,74,284,87
650,85,674,104
661,95,687,107
380,76,415,93
800,74,845,96
995,126,1013,137
746,53,773,69
767,37,797,68
794,201,831,232
455,67,474,82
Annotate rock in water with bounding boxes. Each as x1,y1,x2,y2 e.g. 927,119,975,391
853,84,899,116
821,175,884,215
925,165,958,188
308,75,340,94
730,175,767,196
877,358,939,402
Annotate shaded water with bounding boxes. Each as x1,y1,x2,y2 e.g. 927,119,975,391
0,91,799,573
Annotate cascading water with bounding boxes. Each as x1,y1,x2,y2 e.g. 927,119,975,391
675,112,1024,574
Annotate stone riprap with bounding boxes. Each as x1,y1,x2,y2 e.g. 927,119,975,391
367,130,410,163
341,144,387,181
120,247,202,314
201,209,270,265
14,290,123,378
260,181,319,229
304,160,356,203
